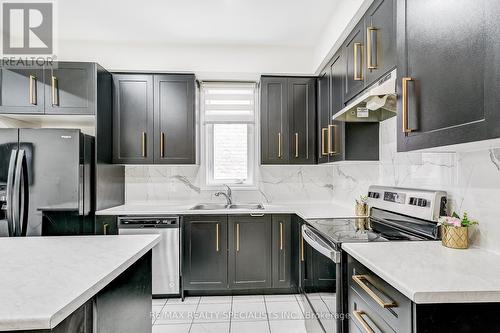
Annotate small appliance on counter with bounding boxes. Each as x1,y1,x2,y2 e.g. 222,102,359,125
300,185,447,333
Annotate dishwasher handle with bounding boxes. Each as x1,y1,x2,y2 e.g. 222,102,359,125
302,224,341,263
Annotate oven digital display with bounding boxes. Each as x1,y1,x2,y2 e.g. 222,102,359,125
384,191,406,204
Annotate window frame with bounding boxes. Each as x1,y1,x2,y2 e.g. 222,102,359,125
200,82,258,189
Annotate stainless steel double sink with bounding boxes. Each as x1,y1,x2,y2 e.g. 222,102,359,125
190,203,264,210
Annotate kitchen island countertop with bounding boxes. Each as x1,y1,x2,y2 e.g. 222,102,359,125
0,235,160,331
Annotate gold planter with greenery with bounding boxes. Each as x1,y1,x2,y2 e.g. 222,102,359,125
438,212,477,250
355,195,368,216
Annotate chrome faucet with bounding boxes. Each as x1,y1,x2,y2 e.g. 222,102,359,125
215,184,232,206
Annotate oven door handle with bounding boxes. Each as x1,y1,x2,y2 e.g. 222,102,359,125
301,225,341,263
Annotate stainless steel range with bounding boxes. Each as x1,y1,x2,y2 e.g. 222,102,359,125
300,186,447,333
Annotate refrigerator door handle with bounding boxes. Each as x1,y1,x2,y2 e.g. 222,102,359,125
12,149,28,236
6,149,18,237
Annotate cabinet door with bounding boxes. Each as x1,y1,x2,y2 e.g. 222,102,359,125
397,0,491,151
271,215,292,288
317,71,330,164
183,215,228,290
0,67,44,113
365,0,396,87
261,77,289,164
112,74,154,163
288,77,316,164
44,62,95,115
153,74,195,164
329,51,346,163
228,215,272,289
344,20,366,102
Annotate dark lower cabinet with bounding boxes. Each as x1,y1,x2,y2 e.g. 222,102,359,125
396,0,500,151
271,215,292,288
228,215,272,289
112,74,154,164
183,215,228,290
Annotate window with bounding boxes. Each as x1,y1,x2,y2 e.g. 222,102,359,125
201,82,257,187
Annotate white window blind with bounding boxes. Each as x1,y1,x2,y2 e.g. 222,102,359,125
201,82,257,186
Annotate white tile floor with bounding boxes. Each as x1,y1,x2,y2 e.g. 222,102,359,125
151,294,308,333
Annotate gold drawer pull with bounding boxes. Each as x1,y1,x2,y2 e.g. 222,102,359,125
402,77,414,134
294,133,299,158
352,275,397,308
353,310,376,333
300,234,305,262
142,132,147,157
236,223,240,252
277,132,282,158
216,223,220,252
29,75,37,105
51,76,59,106
367,27,379,70
321,128,328,156
328,124,337,154
160,132,165,158
354,42,364,81
103,223,108,235
279,222,283,250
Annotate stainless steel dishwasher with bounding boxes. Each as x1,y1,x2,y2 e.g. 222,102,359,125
118,216,180,296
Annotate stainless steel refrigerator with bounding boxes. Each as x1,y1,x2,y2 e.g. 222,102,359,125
0,128,93,237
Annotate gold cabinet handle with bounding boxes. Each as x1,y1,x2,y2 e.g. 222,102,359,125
353,311,376,333
277,132,282,158
160,132,165,158
236,223,240,252
300,233,305,262
367,27,379,70
294,133,299,158
354,42,364,81
142,132,147,157
216,223,220,252
321,128,328,156
103,223,108,235
51,76,59,106
328,124,337,155
402,77,414,134
29,75,37,105
352,275,397,308
279,222,283,251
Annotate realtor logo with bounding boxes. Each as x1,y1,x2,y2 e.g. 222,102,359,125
2,2,53,54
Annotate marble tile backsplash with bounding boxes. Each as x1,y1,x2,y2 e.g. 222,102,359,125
125,116,500,252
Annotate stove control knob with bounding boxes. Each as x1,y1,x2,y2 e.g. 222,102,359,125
409,197,416,205
417,199,427,207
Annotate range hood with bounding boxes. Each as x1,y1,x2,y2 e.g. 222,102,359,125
332,69,397,122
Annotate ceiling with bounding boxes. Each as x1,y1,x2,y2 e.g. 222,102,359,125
58,0,343,47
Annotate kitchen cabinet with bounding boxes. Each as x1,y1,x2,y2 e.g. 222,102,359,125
271,215,292,288
228,215,272,289
344,19,365,102
112,73,196,164
0,62,101,115
364,0,396,87
183,215,228,290
396,0,500,151
44,62,95,115
112,74,154,164
153,74,196,164
261,76,316,164
0,67,45,113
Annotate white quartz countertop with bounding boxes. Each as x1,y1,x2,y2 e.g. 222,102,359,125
96,202,358,220
0,235,160,331
342,241,500,304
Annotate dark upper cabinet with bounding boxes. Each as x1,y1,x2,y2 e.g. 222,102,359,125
344,20,365,103
261,77,289,164
289,77,316,164
0,67,45,114
153,74,195,164
112,74,154,164
228,215,272,289
317,70,330,164
183,215,228,290
329,51,346,163
44,62,95,115
364,0,396,87
261,76,316,164
396,0,497,151
271,215,292,288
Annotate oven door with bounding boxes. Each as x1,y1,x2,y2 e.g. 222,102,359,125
301,224,342,333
